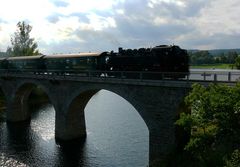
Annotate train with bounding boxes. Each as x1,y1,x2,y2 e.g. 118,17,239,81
0,45,189,79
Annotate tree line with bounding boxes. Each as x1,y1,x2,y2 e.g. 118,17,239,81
189,50,240,69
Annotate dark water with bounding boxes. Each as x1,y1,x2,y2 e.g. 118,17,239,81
0,90,149,167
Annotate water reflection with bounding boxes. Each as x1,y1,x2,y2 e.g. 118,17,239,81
0,90,148,167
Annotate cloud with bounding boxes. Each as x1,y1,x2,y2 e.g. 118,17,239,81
70,13,90,23
39,29,121,54
31,0,239,51
39,0,240,53
0,0,240,53
106,0,196,48
46,13,63,23
0,18,5,23
181,32,240,49
148,0,209,18
51,0,69,7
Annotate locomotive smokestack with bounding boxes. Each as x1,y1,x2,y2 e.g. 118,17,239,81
118,47,123,54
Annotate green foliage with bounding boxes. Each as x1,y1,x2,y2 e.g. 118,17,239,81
189,51,214,65
227,51,238,64
7,21,39,56
189,50,239,66
225,150,240,167
235,56,240,69
175,83,240,166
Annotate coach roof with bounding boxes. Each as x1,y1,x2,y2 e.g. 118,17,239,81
6,55,45,60
44,52,103,59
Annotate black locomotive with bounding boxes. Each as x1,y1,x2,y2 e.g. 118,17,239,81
0,45,189,79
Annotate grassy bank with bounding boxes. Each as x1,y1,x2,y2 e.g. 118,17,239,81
190,64,235,69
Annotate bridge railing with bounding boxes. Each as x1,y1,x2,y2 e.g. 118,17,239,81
0,69,239,82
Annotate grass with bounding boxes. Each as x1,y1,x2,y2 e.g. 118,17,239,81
190,64,235,69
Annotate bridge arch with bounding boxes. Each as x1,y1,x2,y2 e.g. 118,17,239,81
7,82,55,122
63,88,149,165
65,87,150,134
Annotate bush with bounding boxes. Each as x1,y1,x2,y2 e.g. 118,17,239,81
174,83,240,167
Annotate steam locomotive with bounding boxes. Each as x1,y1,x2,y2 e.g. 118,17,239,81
0,45,189,79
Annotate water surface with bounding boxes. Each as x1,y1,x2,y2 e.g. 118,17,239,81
0,90,149,167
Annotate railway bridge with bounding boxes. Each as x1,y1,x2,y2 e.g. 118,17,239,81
0,70,239,166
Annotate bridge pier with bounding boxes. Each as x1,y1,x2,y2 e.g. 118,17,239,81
121,86,189,166
148,120,176,165
55,89,98,142
54,103,87,142
6,85,34,122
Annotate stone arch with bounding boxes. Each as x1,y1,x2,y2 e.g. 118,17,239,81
55,83,190,165
7,82,54,122
64,87,149,140
65,89,99,139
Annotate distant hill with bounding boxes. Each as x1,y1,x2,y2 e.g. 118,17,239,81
188,48,240,56
208,49,240,55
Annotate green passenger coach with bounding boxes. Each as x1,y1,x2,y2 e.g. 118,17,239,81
44,52,108,73
6,55,45,72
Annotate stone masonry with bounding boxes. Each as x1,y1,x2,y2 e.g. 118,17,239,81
0,75,191,166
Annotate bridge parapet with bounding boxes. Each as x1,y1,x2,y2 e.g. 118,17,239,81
0,70,239,87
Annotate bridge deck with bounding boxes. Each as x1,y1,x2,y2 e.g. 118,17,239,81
0,70,239,87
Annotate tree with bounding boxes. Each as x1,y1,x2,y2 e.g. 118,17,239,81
7,21,39,56
225,149,240,167
189,51,214,65
219,54,228,63
176,83,240,166
235,56,240,69
227,51,238,64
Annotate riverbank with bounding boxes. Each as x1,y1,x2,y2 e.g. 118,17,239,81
190,64,235,69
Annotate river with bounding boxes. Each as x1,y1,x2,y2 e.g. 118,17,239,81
0,90,149,167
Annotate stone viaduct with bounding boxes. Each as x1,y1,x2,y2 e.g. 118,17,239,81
0,73,193,166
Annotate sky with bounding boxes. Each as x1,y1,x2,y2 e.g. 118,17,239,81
0,0,240,54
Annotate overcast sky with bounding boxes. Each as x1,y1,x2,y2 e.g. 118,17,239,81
0,0,240,54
